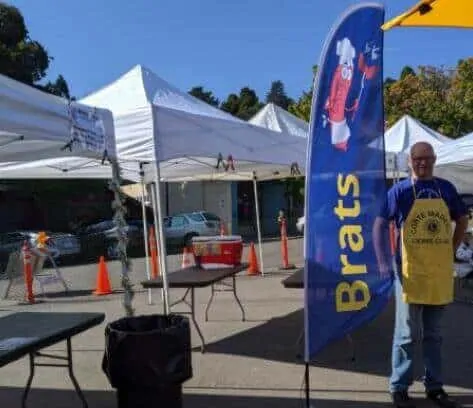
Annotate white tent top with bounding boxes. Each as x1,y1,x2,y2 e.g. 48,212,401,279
0,65,307,182
249,103,308,138
84,64,307,182
0,73,116,163
375,115,451,173
383,114,450,154
434,131,473,193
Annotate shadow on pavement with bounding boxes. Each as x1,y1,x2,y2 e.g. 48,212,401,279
3,386,461,408
200,299,473,392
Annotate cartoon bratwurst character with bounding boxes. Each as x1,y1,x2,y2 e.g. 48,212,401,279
324,37,378,151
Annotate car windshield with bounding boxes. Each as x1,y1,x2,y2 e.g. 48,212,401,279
202,212,220,221
188,213,205,222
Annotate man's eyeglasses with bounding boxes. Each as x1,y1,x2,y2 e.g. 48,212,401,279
411,156,435,163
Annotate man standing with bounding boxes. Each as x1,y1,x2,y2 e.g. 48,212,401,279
373,141,468,408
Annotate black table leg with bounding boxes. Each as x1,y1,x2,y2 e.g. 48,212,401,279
204,284,216,322
21,353,35,408
190,288,206,353
232,275,246,321
170,288,191,308
205,277,246,322
66,338,89,407
21,338,89,408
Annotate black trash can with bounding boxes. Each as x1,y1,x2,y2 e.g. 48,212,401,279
102,314,192,408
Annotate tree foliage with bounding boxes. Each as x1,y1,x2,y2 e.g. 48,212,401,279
220,86,263,120
288,65,318,122
265,80,293,110
0,2,71,98
188,86,219,107
384,59,473,137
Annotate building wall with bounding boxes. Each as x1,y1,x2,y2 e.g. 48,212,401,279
167,181,233,233
202,181,232,233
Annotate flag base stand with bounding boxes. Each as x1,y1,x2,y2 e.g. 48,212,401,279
305,362,311,408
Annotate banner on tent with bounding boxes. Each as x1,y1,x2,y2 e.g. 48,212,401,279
304,2,392,360
67,105,108,157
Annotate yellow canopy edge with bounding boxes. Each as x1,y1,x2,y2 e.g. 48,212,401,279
382,0,473,30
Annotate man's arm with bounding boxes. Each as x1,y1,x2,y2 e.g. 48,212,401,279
453,215,468,252
373,216,393,278
447,181,469,252
373,216,389,266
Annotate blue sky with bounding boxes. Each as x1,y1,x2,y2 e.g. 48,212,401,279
8,0,472,102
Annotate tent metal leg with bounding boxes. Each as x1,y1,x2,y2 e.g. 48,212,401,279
252,173,265,276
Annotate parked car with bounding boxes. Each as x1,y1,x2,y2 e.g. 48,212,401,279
296,216,305,233
163,211,222,247
0,230,81,272
75,220,144,260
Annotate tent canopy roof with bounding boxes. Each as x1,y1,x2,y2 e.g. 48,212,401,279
0,73,116,163
81,64,240,123
83,65,307,181
383,114,451,154
249,103,308,138
434,132,473,193
0,65,307,182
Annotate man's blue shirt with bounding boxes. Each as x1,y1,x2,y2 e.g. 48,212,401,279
380,177,467,227
379,177,467,264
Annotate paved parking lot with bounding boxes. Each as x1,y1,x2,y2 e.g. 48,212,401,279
0,237,472,407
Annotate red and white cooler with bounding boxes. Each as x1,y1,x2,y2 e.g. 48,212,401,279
191,235,243,269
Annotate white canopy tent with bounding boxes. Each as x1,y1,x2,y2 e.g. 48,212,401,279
79,64,306,312
0,66,307,182
434,132,473,193
82,65,307,183
376,114,451,177
248,102,405,179
0,67,307,305
0,73,116,162
249,103,308,139
0,72,139,310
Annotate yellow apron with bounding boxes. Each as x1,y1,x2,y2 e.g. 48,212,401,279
400,182,454,305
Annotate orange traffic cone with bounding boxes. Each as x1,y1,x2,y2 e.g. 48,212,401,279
220,222,226,236
247,242,260,276
22,241,35,304
279,219,295,270
94,256,113,295
181,246,195,269
149,226,159,278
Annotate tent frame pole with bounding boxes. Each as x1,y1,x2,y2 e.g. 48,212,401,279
139,163,152,305
252,172,265,276
153,163,170,315
150,180,165,305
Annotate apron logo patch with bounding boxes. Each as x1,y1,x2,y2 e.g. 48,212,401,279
425,218,440,236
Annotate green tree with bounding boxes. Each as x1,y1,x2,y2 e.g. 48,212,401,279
288,65,318,122
188,86,219,107
383,77,396,89
447,58,473,136
220,93,240,116
221,87,263,120
400,65,416,80
42,74,70,99
265,80,293,110
384,60,473,137
0,3,71,97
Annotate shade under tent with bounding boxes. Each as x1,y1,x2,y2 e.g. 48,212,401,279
0,72,138,311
